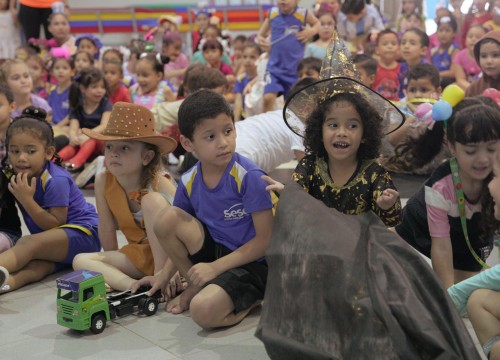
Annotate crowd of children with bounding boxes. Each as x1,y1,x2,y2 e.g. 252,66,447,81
0,0,499,358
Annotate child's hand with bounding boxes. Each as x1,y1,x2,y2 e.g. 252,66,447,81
257,36,270,48
8,172,36,204
131,274,168,300
296,28,315,43
163,86,176,102
261,175,285,193
376,188,399,210
187,262,219,287
226,74,235,85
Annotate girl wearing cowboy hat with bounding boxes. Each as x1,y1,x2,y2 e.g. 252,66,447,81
72,102,180,292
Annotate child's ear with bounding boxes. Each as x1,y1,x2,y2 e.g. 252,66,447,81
180,134,195,153
9,101,16,112
447,141,456,156
45,146,56,160
368,74,375,87
419,46,428,57
142,149,155,166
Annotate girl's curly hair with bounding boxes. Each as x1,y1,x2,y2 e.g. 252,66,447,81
303,92,383,161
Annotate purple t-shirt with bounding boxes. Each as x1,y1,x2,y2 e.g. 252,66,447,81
48,86,70,124
18,161,98,234
12,94,52,119
233,73,253,94
174,152,273,251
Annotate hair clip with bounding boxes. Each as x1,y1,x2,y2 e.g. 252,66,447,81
139,52,163,64
439,16,451,23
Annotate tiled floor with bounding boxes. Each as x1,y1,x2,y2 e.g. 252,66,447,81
0,164,493,359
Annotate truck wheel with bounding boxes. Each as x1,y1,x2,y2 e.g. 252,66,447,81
141,298,158,316
90,313,107,334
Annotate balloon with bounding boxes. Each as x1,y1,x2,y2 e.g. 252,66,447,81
441,84,465,107
482,88,500,105
432,100,453,122
415,103,433,121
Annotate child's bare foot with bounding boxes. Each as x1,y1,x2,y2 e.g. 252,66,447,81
166,285,200,314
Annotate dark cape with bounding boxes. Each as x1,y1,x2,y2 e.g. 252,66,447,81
255,181,481,360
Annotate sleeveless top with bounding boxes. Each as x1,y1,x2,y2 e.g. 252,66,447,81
104,171,173,275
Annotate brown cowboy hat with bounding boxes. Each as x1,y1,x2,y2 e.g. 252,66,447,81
82,102,177,154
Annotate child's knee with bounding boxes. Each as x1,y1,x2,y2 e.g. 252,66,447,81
467,288,489,313
263,93,276,103
72,252,95,269
142,192,169,213
153,207,180,236
190,295,220,328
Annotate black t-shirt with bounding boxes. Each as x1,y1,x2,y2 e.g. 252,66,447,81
69,98,112,129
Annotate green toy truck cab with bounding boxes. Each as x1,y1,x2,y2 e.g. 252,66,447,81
56,270,110,334
56,269,161,334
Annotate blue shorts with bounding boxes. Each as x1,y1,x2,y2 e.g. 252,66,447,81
263,71,295,97
54,225,101,272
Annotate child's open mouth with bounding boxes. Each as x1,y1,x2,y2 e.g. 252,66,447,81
333,142,349,149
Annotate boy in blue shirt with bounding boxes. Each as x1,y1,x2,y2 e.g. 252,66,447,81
257,0,319,112
134,89,274,329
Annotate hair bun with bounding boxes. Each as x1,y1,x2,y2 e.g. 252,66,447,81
159,54,170,65
22,106,47,121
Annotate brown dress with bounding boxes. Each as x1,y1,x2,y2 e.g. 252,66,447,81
104,172,154,276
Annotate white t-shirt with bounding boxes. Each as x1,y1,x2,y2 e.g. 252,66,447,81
235,110,304,173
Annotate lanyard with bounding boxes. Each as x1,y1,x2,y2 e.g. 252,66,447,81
450,158,490,269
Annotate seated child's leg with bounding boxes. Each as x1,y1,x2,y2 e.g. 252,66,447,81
448,265,500,316
189,256,267,328
491,341,500,360
142,193,171,274
189,283,261,329
2,259,55,292
153,206,205,278
263,93,277,113
68,139,98,169
0,229,71,273
467,289,500,347
58,145,77,161
263,72,284,113
73,251,145,291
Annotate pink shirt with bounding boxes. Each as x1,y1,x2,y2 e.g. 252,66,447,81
453,48,481,82
163,53,189,90
219,62,233,76
425,174,480,238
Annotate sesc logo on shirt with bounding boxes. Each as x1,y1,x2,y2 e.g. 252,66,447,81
224,203,248,221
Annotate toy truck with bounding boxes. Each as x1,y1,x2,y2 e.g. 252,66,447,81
56,269,161,334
